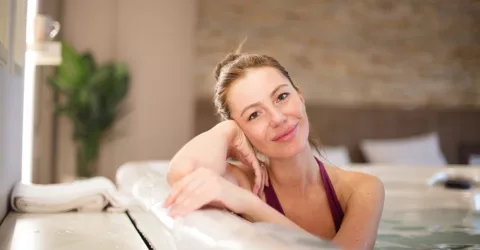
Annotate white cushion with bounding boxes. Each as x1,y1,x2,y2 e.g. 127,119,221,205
360,132,448,166
313,146,351,167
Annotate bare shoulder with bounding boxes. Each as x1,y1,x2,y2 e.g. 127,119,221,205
327,168,385,249
343,168,383,190
327,166,385,204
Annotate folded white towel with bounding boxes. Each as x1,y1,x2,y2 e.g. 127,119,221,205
10,176,141,213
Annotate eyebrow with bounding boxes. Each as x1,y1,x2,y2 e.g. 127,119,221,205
240,84,289,117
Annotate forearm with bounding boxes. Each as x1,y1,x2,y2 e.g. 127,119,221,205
241,192,302,230
167,121,236,186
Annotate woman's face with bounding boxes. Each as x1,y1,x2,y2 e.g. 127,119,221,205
227,67,310,159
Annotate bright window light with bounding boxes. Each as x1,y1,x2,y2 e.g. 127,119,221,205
21,0,38,184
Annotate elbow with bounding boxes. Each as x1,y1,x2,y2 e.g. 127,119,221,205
166,160,195,187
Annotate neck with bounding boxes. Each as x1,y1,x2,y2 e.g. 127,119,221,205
267,146,319,190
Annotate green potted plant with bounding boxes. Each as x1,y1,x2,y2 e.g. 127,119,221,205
48,41,130,178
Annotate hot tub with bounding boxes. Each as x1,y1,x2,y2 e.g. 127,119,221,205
344,165,480,249
117,162,480,249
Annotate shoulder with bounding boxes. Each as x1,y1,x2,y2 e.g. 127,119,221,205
345,169,384,193
327,168,385,249
341,169,385,208
326,166,385,206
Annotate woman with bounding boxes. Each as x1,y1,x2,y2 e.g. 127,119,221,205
163,49,385,249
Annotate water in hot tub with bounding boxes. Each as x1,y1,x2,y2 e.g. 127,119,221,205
376,198,480,249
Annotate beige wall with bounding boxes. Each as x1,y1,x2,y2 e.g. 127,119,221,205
53,0,196,181
40,0,480,182
196,0,480,108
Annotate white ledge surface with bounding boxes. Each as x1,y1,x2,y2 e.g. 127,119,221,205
0,212,148,250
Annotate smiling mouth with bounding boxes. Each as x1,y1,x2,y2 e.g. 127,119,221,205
272,123,298,142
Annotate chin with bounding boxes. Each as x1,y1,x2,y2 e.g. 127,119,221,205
281,145,304,159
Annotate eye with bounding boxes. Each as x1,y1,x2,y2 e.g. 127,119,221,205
277,92,289,101
248,111,259,121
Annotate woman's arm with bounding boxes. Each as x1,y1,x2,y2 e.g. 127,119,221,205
166,120,263,194
167,121,234,185
164,165,301,231
332,175,385,250
240,189,303,230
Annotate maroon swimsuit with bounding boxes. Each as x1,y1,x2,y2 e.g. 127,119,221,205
263,157,345,232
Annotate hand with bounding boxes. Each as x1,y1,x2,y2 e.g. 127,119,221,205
163,167,252,217
226,123,268,194
214,120,265,194
232,160,269,197
168,120,264,194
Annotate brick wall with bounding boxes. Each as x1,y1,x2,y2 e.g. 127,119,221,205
196,0,480,108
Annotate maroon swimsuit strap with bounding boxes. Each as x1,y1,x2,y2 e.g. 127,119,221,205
263,157,345,232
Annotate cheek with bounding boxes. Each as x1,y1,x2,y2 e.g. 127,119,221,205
287,98,308,125
300,120,310,142
240,122,268,148
292,100,310,142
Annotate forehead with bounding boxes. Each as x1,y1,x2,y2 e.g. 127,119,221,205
227,67,290,114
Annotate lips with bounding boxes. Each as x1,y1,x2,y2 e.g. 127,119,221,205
272,123,298,142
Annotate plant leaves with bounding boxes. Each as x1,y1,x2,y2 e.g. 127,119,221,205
46,40,131,176
47,77,68,94
56,41,90,92
81,52,96,75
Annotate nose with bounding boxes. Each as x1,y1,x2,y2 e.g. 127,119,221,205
269,107,287,128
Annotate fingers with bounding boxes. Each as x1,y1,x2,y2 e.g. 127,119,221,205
163,169,203,208
262,162,269,187
258,162,269,197
258,162,265,196
238,146,262,195
163,168,223,218
169,183,203,217
169,177,204,212
259,167,264,196
169,183,213,217
229,132,263,195
251,160,262,195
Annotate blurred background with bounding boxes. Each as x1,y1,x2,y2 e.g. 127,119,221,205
2,0,480,186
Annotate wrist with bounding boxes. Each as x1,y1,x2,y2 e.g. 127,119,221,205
236,188,263,218
238,193,302,230
211,120,238,144
220,179,258,216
